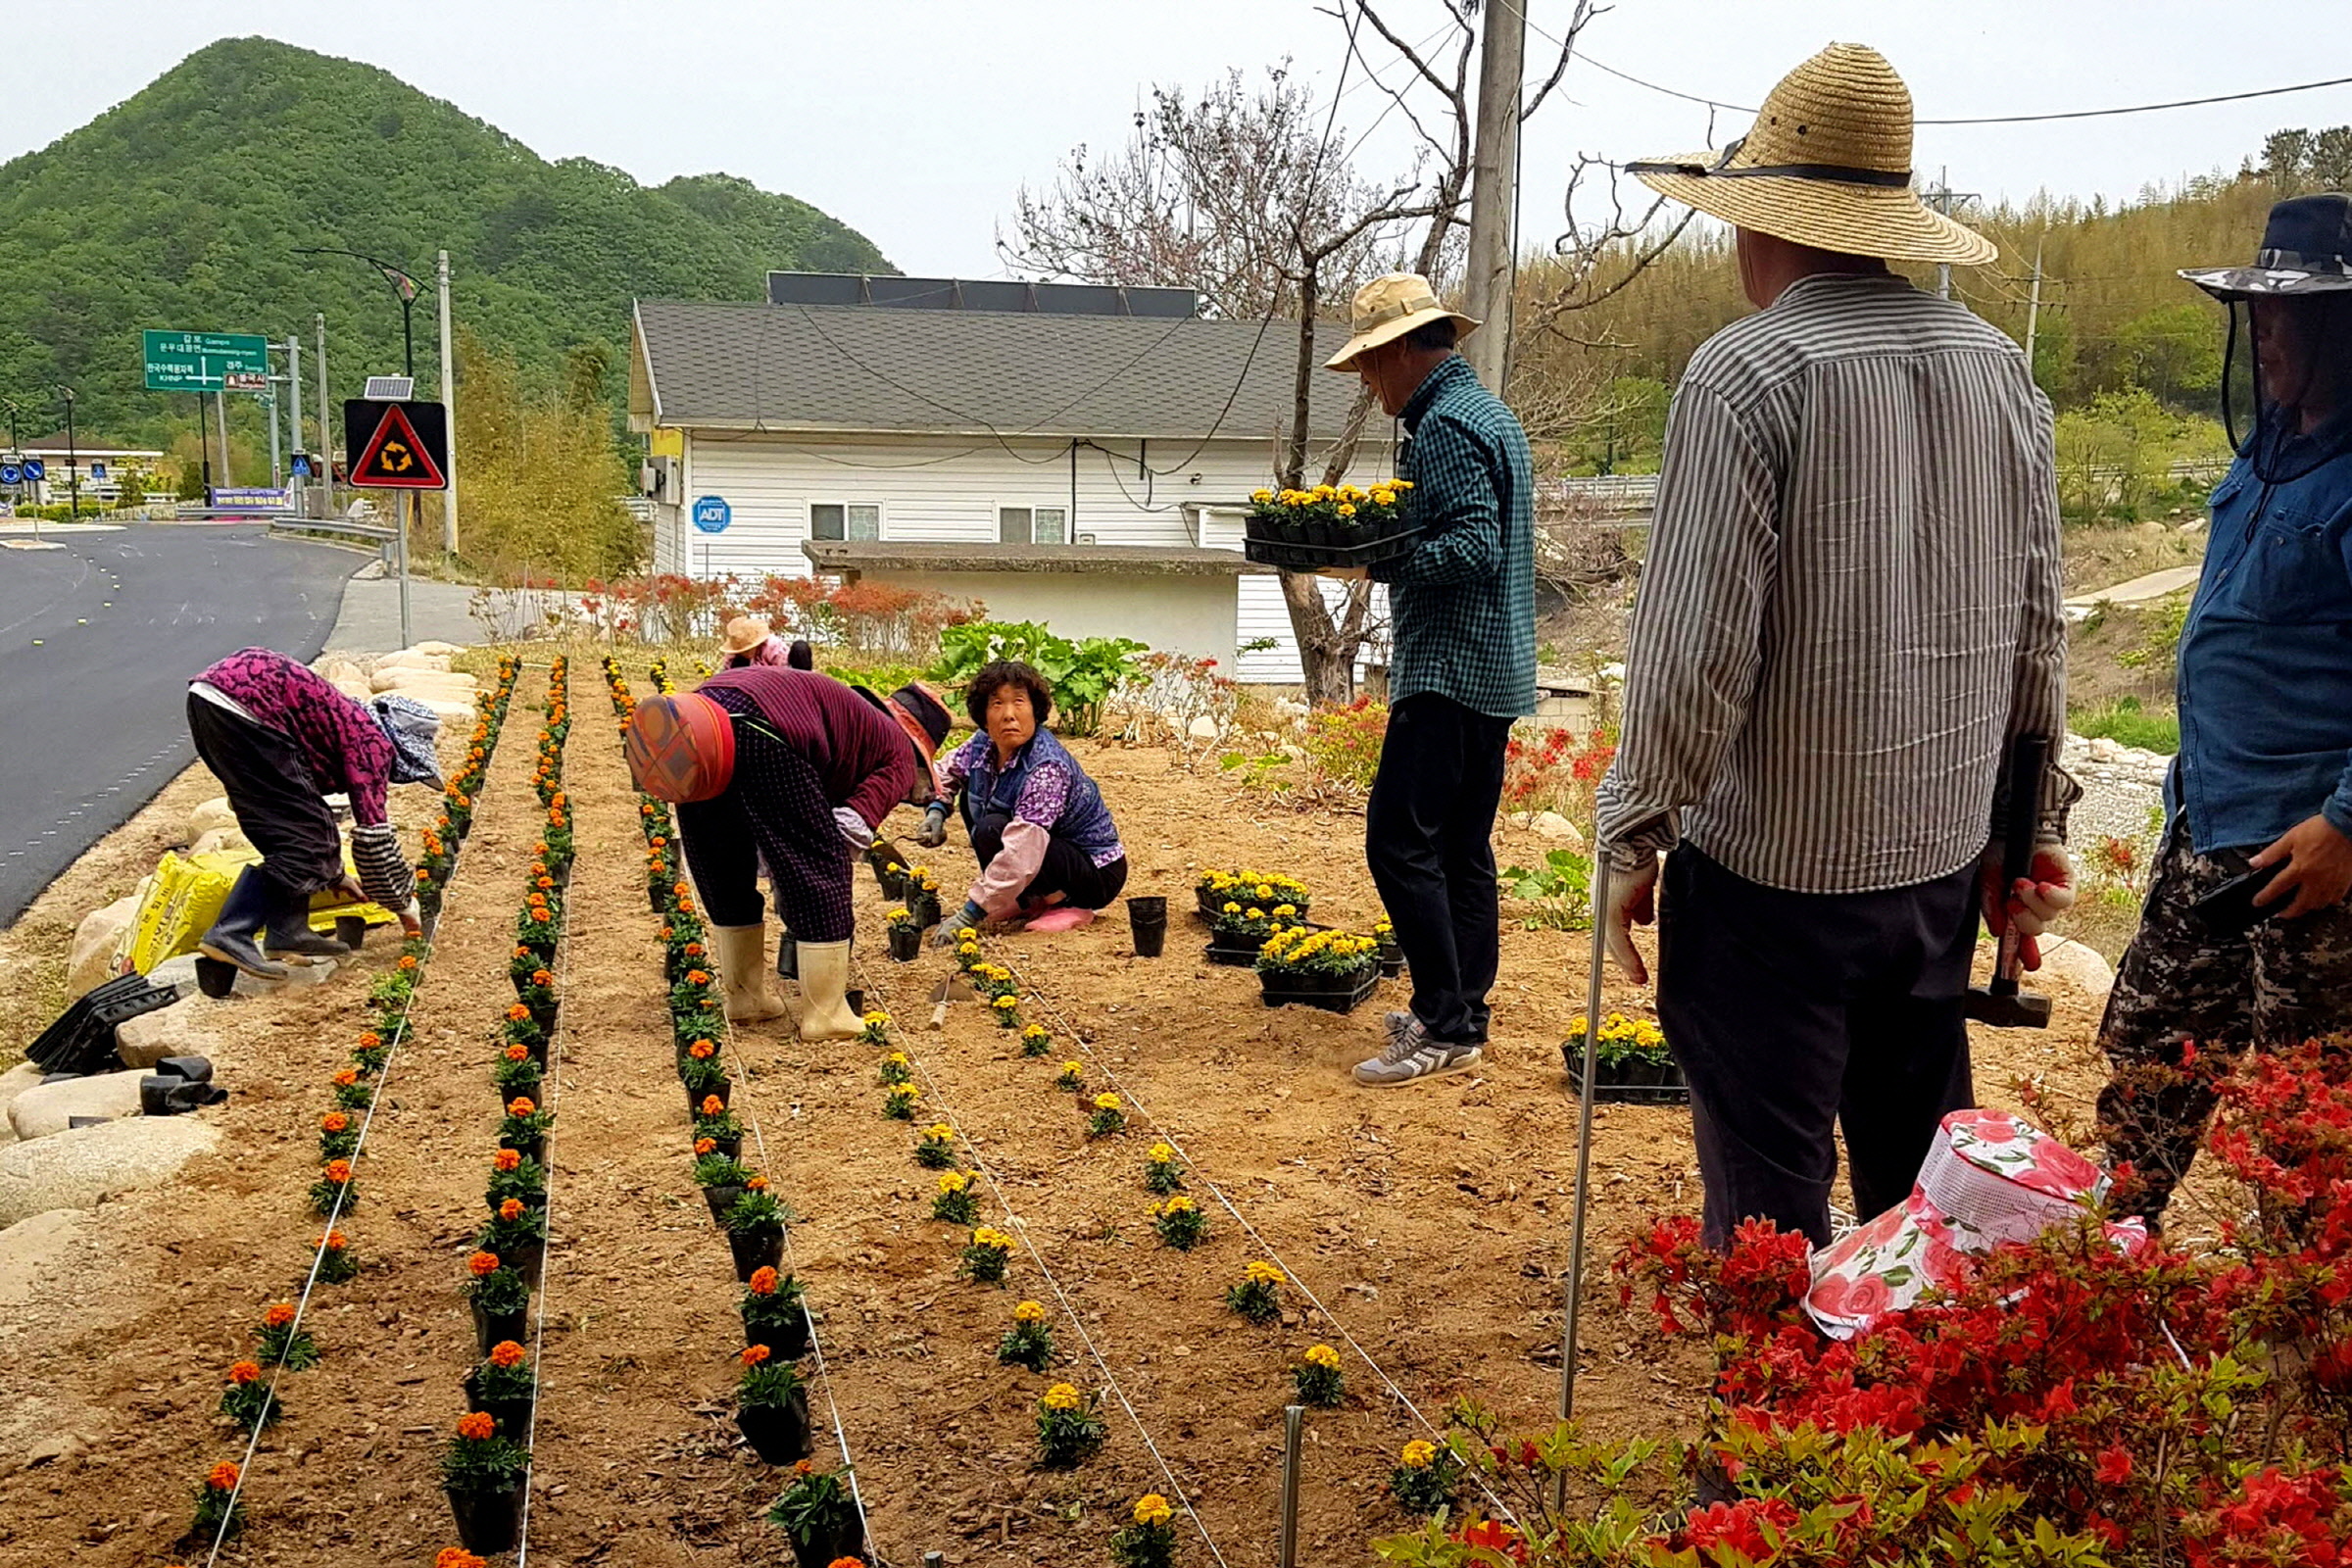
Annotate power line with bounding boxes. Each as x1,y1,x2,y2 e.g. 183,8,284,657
1571,51,2352,126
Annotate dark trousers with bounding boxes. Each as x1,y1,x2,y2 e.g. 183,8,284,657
1364,694,1512,1044
1658,845,1979,1250
185,694,342,902
968,809,1129,910
678,717,856,943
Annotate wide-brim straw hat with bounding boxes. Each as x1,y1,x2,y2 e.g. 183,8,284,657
719,615,773,658
1626,43,1996,268
1324,272,1481,371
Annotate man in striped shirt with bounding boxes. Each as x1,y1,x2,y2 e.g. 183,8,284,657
1595,45,2078,1249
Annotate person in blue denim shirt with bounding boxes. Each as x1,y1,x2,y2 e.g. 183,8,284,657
2097,194,2352,1226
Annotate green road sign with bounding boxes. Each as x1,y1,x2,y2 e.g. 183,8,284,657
143,329,271,394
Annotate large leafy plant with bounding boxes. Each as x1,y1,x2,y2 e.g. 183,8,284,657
931,620,1147,736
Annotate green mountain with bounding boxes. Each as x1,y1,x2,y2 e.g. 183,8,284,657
0,36,892,460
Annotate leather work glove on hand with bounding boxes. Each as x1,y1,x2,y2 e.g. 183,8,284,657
914,803,951,850
833,807,876,852
1601,853,1661,986
932,901,988,948
1978,840,2076,972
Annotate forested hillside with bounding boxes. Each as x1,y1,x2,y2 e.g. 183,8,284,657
0,37,890,461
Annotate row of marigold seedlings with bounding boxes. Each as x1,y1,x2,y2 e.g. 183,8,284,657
919,928,1464,1542
615,659,868,1568
175,655,522,1560
443,655,571,1558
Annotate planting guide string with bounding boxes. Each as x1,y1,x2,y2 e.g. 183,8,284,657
514,671,575,1568
200,672,523,1566
1002,961,1526,1532
856,961,1236,1568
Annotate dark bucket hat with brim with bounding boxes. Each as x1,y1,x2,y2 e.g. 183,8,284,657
2181,193,2352,299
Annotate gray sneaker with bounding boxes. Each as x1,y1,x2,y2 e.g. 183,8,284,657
1352,1027,1484,1087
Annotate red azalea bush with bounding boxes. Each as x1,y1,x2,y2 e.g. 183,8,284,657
1501,725,1617,821
1372,1041,2352,1566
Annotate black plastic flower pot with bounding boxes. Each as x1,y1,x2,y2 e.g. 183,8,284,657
845,987,865,1018
702,1184,745,1226
519,936,557,964
472,1300,529,1358
887,925,921,962
1378,941,1405,979
194,956,238,1000
775,934,798,981
504,1235,547,1289
464,1370,536,1440
446,1483,524,1555
334,914,368,951
907,892,941,930
501,1135,547,1166
647,886,668,914
704,1134,743,1162
728,1224,785,1283
787,1521,866,1568
688,1079,731,1115
743,1303,811,1361
1126,897,1167,958
736,1386,811,1463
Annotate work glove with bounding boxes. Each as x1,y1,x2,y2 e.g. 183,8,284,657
914,802,951,850
932,901,988,948
397,900,424,939
1600,851,1660,986
1979,840,2076,971
833,807,876,851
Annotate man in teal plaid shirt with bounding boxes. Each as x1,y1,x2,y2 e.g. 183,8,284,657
1320,273,1537,1085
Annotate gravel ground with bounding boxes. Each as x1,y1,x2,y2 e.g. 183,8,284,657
2060,731,2170,850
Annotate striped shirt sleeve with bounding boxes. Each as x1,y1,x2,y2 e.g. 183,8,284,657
1594,384,1780,868
2004,390,2082,842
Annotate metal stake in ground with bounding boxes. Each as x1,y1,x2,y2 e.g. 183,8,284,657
1279,1404,1304,1568
1555,854,1614,1513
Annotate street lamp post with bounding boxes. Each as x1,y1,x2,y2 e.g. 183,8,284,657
54,386,77,518
292,247,419,377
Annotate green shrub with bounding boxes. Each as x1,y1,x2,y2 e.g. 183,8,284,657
2073,695,2180,755
929,620,1146,736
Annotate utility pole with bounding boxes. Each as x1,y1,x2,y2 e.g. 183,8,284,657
316,313,331,518
1460,0,1526,393
437,248,459,555
1924,166,1980,302
58,386,78,518
213,390,231,489
2024,234,2046,387
265,345,283,488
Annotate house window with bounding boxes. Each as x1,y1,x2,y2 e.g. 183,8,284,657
810,502,881,541
999,505,1068,545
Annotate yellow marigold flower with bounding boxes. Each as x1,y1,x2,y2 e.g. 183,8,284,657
1013,1299,1048,1323
1094,1093,1121,1111
886,1051,909,1065
1159,1195,1195,1214
1134,1493,1174,1527
888,1083,917,1100
992,994,1019,1011
1250,488,1273,504
956,926,977,941
1061,1061,1084,1076
1148,1142,1176,1163
1304,1343,1343,1369
938,1172,968,1194
1041,1382,1082,1410
925,1122,953,1141
1401,1439,1437,1469
1273,903,1297,917
1337,503,1356,517
1245,1260,1285,1287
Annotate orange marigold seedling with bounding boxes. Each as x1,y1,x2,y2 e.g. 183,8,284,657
206,1460,240,1491
494,1149,521,1172
263,1302,295,1328
467,1250,502,1278
741,1344,771,1367
227,1360,261,1385
748,1266,779,1296
456,1410,496,1441
504,1043,530,1062
498,1198,525,1221
489,1341,528,1368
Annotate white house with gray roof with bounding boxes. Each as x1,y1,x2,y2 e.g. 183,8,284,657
627,273,1393,681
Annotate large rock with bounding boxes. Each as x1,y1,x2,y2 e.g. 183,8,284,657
1532,811,1587,850
114,994,230,1069
146,952,338,998
184,796,237,843
188,825,250,858
414,640,466,657
66,895,139,999
2037,938,2116,1000
0,1209,95,1307
0,1062,47,1147
374,648,453,673
8,1070,147,1141
369,664,476,696
0,1116,221,1227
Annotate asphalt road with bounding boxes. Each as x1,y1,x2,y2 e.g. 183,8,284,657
0,524,359,924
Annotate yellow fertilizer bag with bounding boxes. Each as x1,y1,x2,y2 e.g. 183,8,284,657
125,847,395,972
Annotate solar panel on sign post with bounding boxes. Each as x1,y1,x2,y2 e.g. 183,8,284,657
363,375,415,401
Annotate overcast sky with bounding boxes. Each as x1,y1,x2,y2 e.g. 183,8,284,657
8,0,2348,280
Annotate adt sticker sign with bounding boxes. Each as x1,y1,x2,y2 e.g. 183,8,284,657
692,495,731,534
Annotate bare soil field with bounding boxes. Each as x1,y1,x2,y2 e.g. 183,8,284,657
0,662,2128,1567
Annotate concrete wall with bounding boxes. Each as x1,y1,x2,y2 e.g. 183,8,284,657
865,567,1240,670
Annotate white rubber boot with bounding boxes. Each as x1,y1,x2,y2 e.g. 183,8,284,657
710,923,789,1023
793,939,862,1043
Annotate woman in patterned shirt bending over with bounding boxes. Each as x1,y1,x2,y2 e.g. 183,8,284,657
920,661,1127,939
186,648,442,981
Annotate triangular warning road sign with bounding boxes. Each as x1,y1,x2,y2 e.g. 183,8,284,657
350,401,447,489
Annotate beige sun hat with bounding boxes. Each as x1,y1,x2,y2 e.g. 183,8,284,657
1323,272,1481,371
1625,43,1995,268
719,615,773,658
